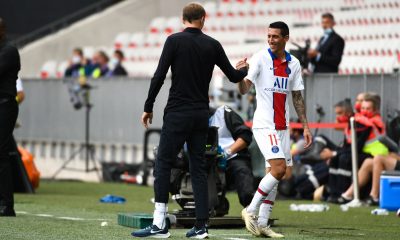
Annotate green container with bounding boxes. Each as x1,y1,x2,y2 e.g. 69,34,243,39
117,213,153,229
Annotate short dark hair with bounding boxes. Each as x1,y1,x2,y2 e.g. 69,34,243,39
73,48,83,57
98,50,109,62
114,49,124,59
322,13,335,21
269,21,289,37
335,98,353,114
363,92,381,111
182,3,206,23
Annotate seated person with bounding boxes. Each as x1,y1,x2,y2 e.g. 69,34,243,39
319,98,371,202
340,153,399,205
323,93,388,203
209,105,255,207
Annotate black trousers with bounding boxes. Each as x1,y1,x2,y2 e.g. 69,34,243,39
154,109,209,221
226,156,254,207
0,99,18,207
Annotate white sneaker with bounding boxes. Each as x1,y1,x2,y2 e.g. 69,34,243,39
241,208,260,236
259,225,284,238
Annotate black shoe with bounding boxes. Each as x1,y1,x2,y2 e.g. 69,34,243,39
186,226,208,239
326,196,339,204
365,196,379,206
337,195,352,204
131,224,170,238
0,206,16,217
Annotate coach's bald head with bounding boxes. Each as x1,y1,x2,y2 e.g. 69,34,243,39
0,18,6,41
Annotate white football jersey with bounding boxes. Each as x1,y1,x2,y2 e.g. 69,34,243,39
246,48,304,130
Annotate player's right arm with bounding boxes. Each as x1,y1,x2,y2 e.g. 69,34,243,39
238,79,253,95
237,52,259,95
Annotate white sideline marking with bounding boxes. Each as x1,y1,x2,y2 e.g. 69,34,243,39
214,234,251,236
223,238,249,240
57,217,84,221
35,214,54,217
16,211,111,221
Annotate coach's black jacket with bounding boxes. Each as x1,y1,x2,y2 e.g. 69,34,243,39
144,27,248,113
311,30,345,73
0,39,20,98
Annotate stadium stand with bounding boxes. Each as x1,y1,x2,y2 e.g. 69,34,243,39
31,0,400,79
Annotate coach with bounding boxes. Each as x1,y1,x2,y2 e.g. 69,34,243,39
132,3,248,239
0,18,20,217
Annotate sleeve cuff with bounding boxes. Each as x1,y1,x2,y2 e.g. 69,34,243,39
144,104,153,113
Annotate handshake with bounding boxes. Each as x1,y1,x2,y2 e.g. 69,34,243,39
236,57,249,70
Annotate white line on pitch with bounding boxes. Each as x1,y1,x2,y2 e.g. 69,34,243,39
35,214,54,217
223,238,249,240
57,217,85,221
16,211,111,221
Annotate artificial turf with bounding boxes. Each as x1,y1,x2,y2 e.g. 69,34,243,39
0,181,398,240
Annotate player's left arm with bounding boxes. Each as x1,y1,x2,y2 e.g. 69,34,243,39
292,91,312,149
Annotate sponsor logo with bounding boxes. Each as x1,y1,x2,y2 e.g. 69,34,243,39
274,77,288,89
271,146,279,153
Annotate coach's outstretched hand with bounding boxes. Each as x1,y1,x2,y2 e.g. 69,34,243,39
236,58,249,70
303,128,313,149
141,112,153,129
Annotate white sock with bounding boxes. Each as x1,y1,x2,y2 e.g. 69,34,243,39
247,173,279,214
258,184,278,227
153,202,167,229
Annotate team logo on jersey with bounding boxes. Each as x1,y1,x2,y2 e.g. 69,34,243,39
271,146,280,153
273,77,288,90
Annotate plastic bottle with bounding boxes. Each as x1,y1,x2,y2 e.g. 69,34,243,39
371,208,389,215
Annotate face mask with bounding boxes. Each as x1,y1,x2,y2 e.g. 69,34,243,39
324,28,333,35
361,110,375,118
110,58,119,67
72,55,81,64
354,102,361,113
336,115,349,123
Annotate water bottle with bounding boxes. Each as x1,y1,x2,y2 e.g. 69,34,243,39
371,208,389,215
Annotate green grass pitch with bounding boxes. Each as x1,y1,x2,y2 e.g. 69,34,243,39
0,181,398,240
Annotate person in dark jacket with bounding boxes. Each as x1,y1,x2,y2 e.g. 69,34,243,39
0,18,20,217
307,13,345,73
109,49,128,76
134,3,248,239
209,105,254,207
64,48,93,77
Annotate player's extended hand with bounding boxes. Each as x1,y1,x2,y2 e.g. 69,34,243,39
303,128,313,149
236,57,248,70
141,112,153,129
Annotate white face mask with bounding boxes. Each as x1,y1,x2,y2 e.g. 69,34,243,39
324,28,333,35
109,58,119,68
72,55,81,64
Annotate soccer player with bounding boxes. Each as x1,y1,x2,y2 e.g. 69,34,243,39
237,21,312,238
